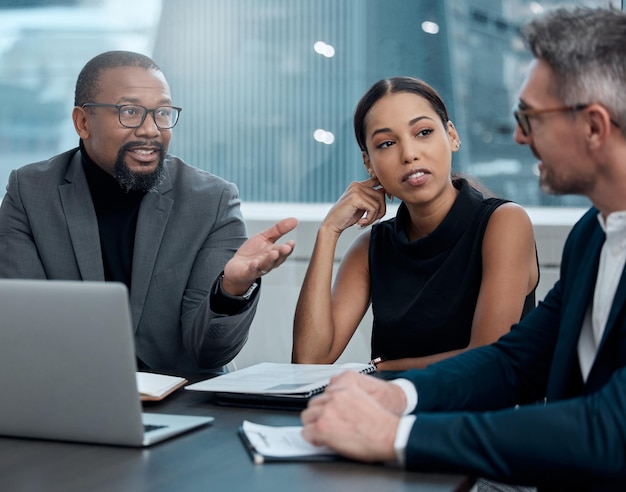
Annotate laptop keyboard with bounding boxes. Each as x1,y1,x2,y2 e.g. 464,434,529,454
144,424,168,433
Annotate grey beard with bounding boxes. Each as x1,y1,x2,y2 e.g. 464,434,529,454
114,144,166,193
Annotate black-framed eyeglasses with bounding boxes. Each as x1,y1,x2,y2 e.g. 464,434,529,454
513,102,620,136
81,103,182,129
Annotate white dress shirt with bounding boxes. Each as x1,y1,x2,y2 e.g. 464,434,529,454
392,210,626,465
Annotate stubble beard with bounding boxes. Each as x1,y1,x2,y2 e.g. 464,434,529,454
539,165,593,196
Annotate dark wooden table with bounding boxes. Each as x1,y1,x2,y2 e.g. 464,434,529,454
0,382,473,492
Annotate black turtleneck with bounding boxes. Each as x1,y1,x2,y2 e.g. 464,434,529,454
81,143,146,290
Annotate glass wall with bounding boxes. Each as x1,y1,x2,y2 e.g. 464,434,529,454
0,0,618,206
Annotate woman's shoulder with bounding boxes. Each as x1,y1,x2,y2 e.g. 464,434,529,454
487,200,532,224
482,201,535,246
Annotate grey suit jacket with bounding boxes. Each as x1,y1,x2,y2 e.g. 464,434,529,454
0,148,259,373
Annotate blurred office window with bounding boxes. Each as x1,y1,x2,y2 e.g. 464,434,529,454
0,0,618,206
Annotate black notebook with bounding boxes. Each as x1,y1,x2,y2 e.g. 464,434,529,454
185,362,376,408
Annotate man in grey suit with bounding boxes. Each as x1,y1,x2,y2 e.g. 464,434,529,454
301,6,626,491
0,50,297,373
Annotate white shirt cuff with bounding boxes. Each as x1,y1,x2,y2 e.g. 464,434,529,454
390,378,418,414
393,414,417,466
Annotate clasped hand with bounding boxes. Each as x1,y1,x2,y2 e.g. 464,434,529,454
300,371,406,463
222,217,298,296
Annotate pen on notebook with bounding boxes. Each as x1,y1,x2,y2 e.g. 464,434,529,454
239,425,266,464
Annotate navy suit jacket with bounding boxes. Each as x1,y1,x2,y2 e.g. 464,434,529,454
0,148,259,373
398,207,626,491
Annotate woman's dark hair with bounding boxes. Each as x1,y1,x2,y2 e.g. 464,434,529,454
353,76,449,154
353,76,495,198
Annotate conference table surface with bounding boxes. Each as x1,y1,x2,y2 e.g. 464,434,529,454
0,373,474,492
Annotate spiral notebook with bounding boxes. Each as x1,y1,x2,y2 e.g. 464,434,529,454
185,362,376,409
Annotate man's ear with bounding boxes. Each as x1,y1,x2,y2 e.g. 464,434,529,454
584,103,615,150
362,151,377,179
72,106,90,139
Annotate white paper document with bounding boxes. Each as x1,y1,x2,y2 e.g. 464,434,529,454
239,420,337,463
185,362,374,397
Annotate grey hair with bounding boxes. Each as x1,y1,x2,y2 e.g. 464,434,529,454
522,6,626,134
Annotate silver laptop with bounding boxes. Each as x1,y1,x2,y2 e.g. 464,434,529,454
0,279,213,447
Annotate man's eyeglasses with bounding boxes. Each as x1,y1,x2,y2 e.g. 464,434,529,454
513,103,590,136
81,103,182,129
513,102,620,136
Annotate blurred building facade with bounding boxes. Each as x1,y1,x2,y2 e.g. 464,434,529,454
0,0,615,206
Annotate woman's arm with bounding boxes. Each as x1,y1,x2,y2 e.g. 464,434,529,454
292,178,386,363
378,202,539,371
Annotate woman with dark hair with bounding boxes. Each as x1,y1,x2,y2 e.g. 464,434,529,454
292,76,539,371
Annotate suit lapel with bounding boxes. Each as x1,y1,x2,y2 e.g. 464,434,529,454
58,152,105,280
598,272,626,349
58,153,175,332
129,168,173,331
588,263,626,384
548,221,604,399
